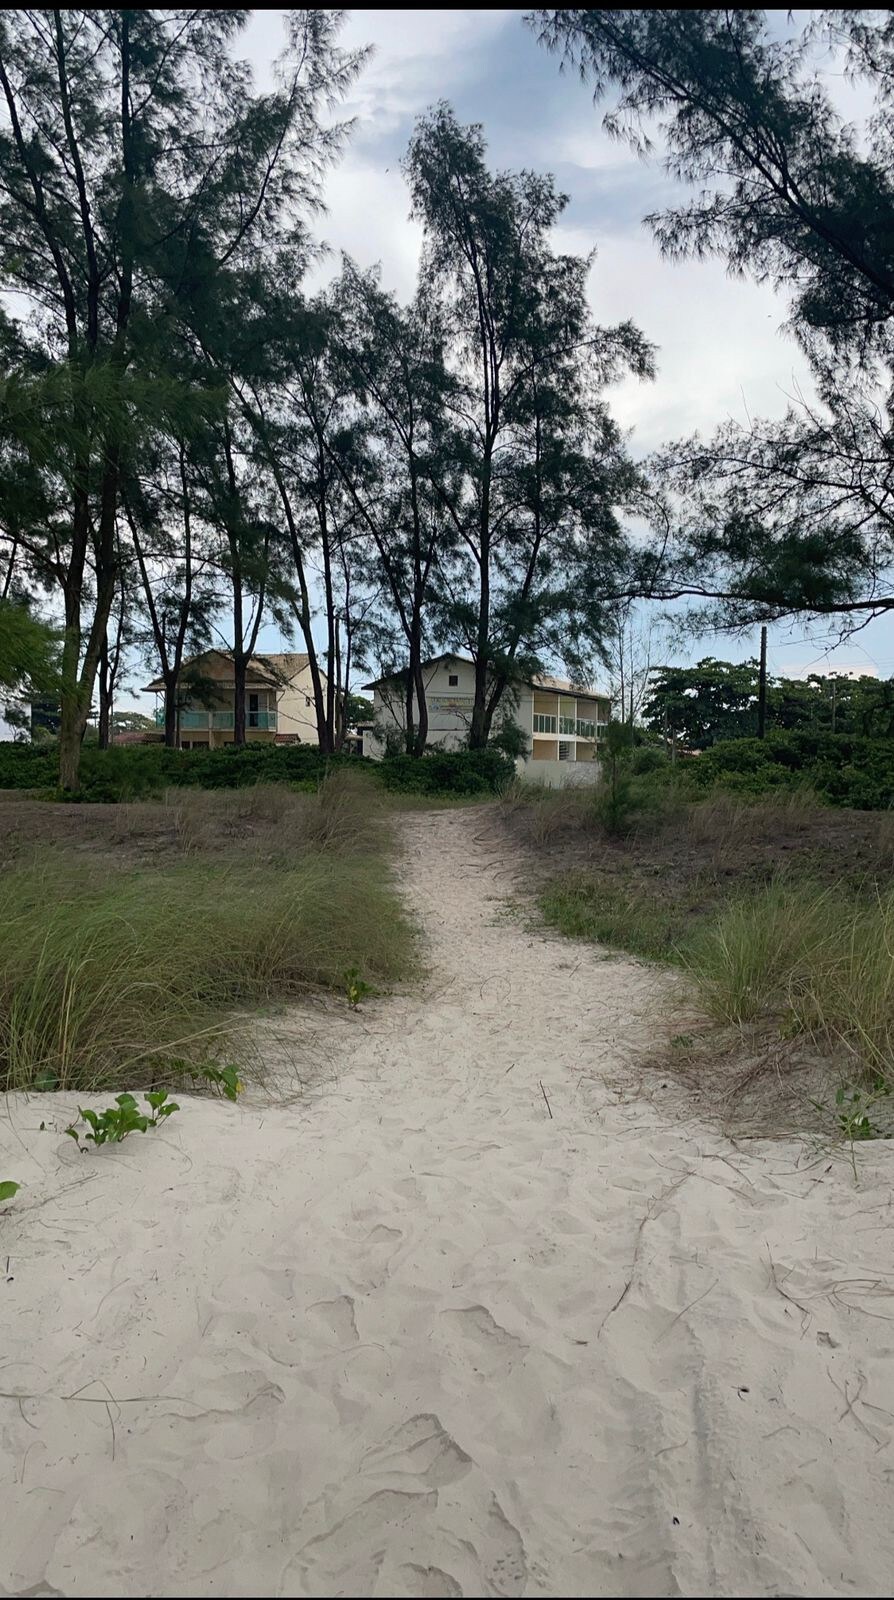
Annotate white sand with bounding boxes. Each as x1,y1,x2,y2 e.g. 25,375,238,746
2,808,893,1599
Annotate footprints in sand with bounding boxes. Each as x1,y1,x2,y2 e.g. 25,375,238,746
361,1413,473,1490
394,1563,463,1597
285,1414,527,1598
308,1293,359,1347
440,1304,529,1374
436,1303,565,1459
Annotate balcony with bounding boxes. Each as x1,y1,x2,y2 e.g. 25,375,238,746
153,707,277,732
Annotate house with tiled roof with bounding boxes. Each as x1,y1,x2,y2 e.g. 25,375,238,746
143,649,326,748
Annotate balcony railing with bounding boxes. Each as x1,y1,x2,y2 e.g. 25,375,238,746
210,709,277,731
153,707,277,732
533,712,607,739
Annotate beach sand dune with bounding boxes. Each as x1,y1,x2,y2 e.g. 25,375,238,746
2,809,893,1598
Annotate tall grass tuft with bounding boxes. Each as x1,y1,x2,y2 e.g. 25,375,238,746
685,881,894,1082
0,848,416,1094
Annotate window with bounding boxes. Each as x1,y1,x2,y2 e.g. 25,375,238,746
576,719,596,739
448,673,459,687
559,716,576,735
533,713,557,733
558,741,573,761
248,691,260,728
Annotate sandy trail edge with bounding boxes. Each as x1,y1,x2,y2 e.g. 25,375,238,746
1,808,893,1599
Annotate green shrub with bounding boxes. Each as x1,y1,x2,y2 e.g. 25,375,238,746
0,739,514,803
688,731,894,810
0,741,57,789
592,721,636,834
378,747,514,795
630,744,668,776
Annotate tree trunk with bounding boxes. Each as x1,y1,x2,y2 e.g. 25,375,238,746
164,679,178,747
469,657,490,749
317,441,338,753
409,610,428,757
233,653,247,746
58,706,88,791
469,469,492,749
98,633,111,749
403,667,416,756
412,662,428,756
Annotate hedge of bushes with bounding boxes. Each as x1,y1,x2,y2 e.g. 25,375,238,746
688,730,894,810
0,739,515,802
375,747,514,795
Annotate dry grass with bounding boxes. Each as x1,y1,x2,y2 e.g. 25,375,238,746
162,771,387,859
0,769,390,867
499,779,600,847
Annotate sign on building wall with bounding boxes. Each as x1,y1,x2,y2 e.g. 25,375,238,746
430,694,474,714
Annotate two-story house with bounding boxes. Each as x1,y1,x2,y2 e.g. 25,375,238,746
143,650,326,748
362,652,611,785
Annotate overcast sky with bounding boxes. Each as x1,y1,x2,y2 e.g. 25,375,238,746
133,8,894,711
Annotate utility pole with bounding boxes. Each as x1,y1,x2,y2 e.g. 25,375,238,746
757,624,768,740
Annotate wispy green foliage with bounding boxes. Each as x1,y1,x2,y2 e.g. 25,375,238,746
532,10,894,637
0,602,60,696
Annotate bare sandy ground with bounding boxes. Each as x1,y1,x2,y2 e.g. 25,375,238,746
2,808,893,1599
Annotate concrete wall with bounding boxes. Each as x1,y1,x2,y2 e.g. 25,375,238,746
517,758,602,789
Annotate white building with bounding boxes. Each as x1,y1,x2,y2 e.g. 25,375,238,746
363,652,611,785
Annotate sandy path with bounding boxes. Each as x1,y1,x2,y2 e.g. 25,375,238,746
2,809,893,1599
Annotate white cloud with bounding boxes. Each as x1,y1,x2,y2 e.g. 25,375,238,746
550,223,816,454
307,162,423,300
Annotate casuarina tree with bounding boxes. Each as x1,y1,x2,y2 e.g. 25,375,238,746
531,9,894,632
404,104,653,748
0,9,363,786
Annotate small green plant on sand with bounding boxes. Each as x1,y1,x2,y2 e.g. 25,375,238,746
833,1086,880,1142
67,1091,179,1147
0,1180,20,1204
344,966,374,1009
189,1063,244,1102
811,1078,891,1177
830,1080,890,1143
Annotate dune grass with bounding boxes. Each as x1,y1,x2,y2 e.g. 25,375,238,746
0,773,417,1094
685,882,894,1085
541,866,894,1090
